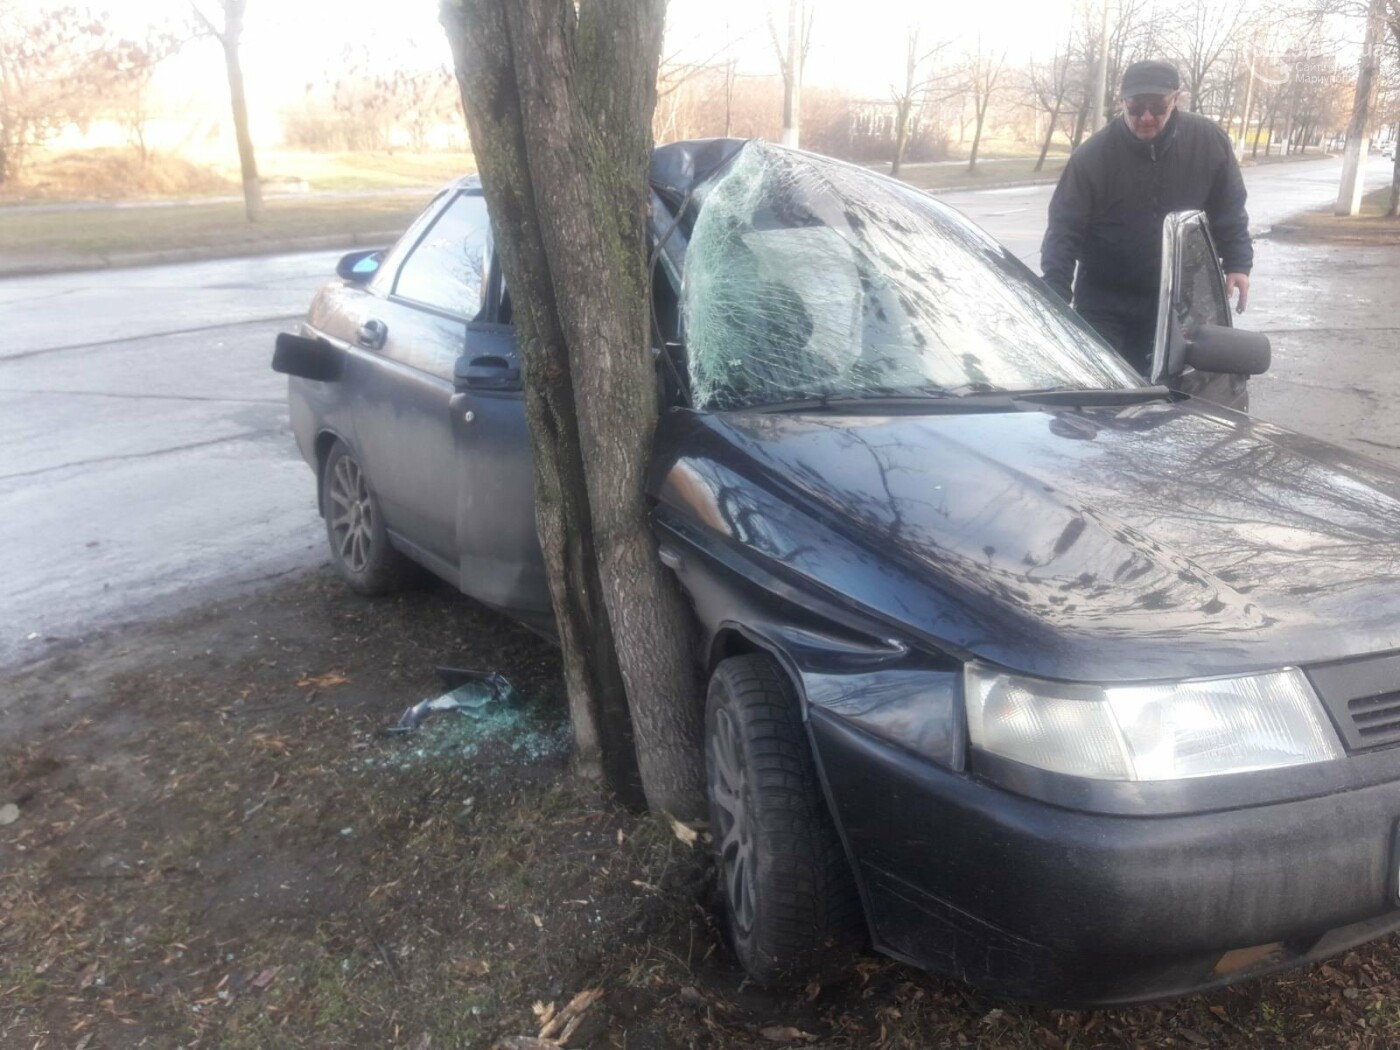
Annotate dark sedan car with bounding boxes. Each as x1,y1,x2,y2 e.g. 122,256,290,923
275,139,1400,1005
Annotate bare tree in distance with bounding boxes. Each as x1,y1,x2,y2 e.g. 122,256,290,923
963,40,1008,174
768,0,814,147
0,3,168,182
189,0,260,221
1167,0,1250,113
440,0,706,815
1025,41,1077,170
889,27,953,176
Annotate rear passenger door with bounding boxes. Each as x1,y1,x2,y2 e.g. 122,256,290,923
348,189,492,577
450,277,552,623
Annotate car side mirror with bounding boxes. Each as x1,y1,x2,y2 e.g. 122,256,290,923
336,249,383,283
272,332,343,381
455,354,522,393
1186,324,1271,376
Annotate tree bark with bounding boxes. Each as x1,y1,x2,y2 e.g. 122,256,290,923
441,0,705,816
220,1,262,223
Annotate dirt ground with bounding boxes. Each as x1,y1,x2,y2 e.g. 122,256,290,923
6,571,1400,1050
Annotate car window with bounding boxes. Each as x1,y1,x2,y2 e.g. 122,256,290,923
370,189,450,295
393,191,491,319
682,143,1143,410
1176,221,1231,329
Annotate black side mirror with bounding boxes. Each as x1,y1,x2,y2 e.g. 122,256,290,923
455,354,522,393
272,332,343,381
336,249,383,283
1186,324,1271,376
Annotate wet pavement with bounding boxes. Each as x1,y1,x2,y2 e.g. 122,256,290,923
0,157,1395,668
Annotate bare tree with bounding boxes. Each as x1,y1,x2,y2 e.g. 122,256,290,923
440,0,705,815
1167,0,1250,113
0,3,162,182
963,40,1008,174
889,27,952,176
190,0,260,221
768,0,814,146
1026,42,1077,170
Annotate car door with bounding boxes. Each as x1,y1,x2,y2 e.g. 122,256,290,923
449,271,552,622
348,189,493,577
1148,210,1250,411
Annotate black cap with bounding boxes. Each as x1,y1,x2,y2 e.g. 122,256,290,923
1121,60,1180,98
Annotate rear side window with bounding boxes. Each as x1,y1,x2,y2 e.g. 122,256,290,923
394,192,491,319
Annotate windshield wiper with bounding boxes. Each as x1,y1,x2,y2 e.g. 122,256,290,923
754,390,956,413
1010,386,1172,407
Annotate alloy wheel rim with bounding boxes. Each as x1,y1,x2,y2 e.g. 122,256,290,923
327,454,374,573
709,706,757,934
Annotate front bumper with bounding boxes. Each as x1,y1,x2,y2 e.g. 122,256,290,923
810,707,1400,1005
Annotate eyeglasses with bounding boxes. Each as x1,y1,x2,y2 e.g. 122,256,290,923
1125,98,1172,117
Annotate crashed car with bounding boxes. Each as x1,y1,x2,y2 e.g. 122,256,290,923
275,138,1400,1005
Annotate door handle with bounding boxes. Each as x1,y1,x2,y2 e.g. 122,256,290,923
357,318,388,350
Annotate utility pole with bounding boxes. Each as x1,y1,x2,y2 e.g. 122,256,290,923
1335,0,1385,216
1236,56,1257,161
1090,0,1110,130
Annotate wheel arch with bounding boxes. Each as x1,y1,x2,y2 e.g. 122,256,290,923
314,429,350,517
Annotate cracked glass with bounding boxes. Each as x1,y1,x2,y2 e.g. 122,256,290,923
681,142,1142,410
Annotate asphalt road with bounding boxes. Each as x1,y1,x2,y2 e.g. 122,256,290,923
0,154,1394,668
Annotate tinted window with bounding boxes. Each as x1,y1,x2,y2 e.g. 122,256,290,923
394,192,491,319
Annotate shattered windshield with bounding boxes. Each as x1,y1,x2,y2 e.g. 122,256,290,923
681,142,1142,410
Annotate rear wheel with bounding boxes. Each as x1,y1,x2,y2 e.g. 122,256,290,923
322,441,412,595
705,654,864,984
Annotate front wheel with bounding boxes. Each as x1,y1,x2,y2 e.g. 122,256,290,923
322,441,413,595
705,654,864,985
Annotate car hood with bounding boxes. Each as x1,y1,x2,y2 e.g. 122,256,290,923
653,399,1400,681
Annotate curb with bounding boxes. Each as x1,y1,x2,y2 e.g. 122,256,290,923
0,229,407,279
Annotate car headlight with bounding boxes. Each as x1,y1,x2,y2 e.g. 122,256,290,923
964,663,1342,781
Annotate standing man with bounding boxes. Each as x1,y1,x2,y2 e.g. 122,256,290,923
1041,60,1253,376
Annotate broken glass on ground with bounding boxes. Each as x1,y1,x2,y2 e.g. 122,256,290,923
389,669,514,732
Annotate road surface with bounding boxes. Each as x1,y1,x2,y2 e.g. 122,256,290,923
0,155,1394,667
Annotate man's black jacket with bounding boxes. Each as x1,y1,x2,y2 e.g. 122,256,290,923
1040,110,1252,304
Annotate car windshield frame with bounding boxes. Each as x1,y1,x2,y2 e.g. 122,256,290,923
677,142,1144,412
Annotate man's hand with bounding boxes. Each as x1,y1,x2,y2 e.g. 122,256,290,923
1225,273,1250,314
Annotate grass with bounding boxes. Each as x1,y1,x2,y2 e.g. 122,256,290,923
0,194,432,267
1,147,475,203
1279,185,1400,244
894,154,1068,193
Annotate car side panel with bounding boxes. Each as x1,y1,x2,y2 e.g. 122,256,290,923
347,303,463,572
451,326,551,621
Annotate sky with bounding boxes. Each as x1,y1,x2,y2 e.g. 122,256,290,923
96,0,1081,119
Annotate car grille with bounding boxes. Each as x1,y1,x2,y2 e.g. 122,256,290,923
1307,653,1400,753
1345,692,1400,749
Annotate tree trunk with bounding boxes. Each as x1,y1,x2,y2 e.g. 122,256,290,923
1389,150,1399,218
1071,102,1089,149
781,0,801,147
967,101,987,174
1036,97,1063,171
891,96,912,177
441,0,705,817
220,5,262,223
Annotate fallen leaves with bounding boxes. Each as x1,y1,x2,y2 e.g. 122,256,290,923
518,988,605,1048
759,1025,819,1043
664,811,700,847
296,671,351,689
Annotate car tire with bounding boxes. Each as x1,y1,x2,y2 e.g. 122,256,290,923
322,441,413,596
705,653,865,985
